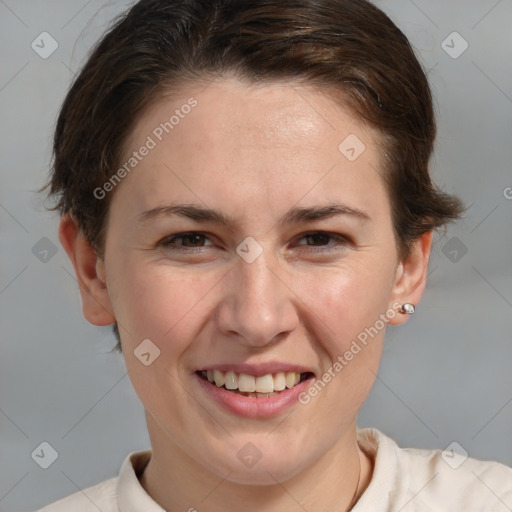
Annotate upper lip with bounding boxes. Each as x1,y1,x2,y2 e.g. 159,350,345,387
195,362,315,377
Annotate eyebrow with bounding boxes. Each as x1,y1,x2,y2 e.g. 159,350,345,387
137,202,371,227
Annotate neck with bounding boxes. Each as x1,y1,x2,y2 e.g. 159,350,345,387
139,416,373,512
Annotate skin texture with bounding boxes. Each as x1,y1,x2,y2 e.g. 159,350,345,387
59,76,432,512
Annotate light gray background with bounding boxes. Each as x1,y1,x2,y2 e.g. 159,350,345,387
1,0,511,510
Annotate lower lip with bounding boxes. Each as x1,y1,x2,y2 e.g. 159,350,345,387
195,374,313,418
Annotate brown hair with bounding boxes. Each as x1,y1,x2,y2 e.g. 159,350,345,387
42,0,465,348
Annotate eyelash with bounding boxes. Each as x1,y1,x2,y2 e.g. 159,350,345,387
159,231,350,253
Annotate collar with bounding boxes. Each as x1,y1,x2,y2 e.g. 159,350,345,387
117,449,166,512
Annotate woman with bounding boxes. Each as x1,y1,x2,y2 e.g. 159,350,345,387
39,0,512,510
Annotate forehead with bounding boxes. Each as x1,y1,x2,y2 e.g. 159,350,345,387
141,77,373,146
110,77,389,226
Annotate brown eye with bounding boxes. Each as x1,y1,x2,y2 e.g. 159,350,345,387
303,233,332,246
296,232,349,250
161,232,212,249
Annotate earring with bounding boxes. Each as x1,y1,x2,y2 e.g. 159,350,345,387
400,303,415,315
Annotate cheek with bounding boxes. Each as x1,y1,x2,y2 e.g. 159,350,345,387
301,257,396,357
110,262,211,348
110,263,212,414
110,248,396,357
294,262,392,420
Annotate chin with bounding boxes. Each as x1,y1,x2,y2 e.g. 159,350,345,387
213,461,305,486
197,440,314,486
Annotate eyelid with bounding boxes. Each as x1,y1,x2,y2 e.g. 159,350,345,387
293,231,353,250
295,231,350,243
160,231,214,248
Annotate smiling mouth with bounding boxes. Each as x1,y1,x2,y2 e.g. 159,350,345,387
196,370,314,398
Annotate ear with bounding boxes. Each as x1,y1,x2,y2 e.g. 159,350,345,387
58,213,115,326
387,231,433,326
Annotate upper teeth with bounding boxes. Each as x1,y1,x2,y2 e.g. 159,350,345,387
205,370,301,393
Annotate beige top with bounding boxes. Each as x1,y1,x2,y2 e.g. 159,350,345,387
36,428,512,511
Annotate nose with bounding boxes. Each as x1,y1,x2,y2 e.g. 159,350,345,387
215,247,300,348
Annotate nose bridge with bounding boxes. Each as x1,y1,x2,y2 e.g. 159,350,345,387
217,242,299,346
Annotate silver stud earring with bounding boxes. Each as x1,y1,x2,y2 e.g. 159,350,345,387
400,303,415,315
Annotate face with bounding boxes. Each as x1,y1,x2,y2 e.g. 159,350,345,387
94,77,409,483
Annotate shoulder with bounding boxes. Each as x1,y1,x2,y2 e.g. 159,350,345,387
357,428,512,510
35,449,154,512
36,477,117,512
399,442,512,509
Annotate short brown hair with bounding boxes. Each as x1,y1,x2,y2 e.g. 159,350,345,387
42,0,465,348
